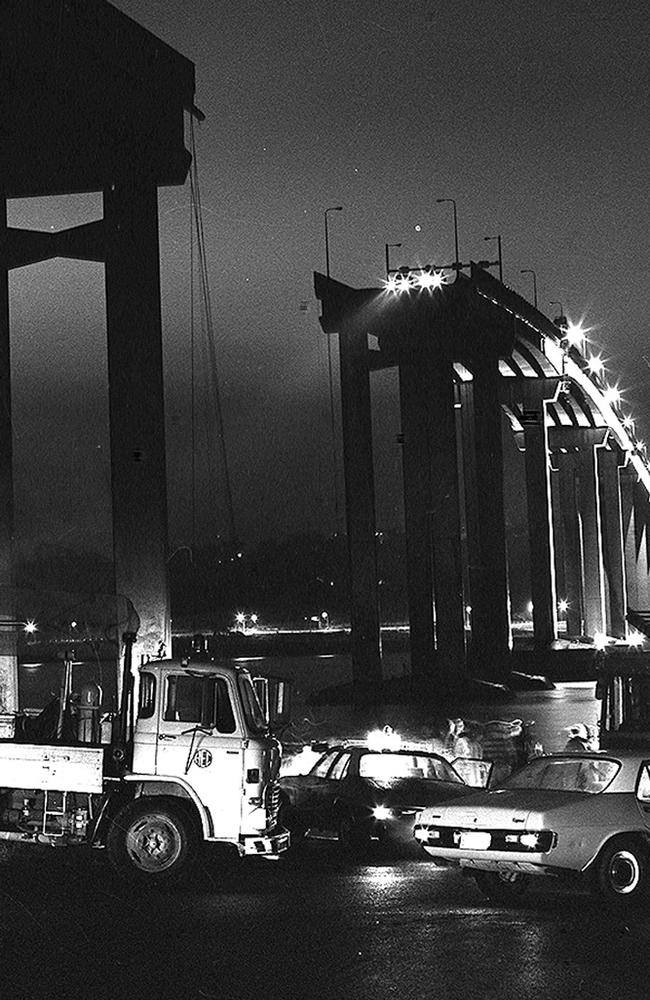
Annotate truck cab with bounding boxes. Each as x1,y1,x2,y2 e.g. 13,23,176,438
126,659,287,857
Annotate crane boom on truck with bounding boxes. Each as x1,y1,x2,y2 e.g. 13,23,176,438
0,632,289,882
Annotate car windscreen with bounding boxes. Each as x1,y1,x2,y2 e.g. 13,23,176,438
359,752,462,782
504,756,620,794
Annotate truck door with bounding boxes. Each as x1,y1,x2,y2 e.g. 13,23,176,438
156,672,243,840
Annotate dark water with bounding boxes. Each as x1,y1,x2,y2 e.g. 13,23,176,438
231,651,600,755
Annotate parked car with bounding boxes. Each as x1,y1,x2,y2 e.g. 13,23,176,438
279,738,477,854
414,750,650,903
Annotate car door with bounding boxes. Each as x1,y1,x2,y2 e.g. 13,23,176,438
291,749,341,825
155,670,244,840
315,751,353,831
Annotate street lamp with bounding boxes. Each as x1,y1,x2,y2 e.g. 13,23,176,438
483,235,503,282
436,198,460,272
324,206,343,278
520,268,538,308
385,242,402,279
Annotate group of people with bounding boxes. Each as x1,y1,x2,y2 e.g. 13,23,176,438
444,715,598,783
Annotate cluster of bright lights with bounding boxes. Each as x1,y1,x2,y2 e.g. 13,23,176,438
384,267,448,294
559,317,648,460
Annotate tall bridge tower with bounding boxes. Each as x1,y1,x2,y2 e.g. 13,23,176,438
0,0,196,705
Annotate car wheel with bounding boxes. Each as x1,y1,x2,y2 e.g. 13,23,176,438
338,811,372,855
473,869,530,904
277,797,307,846
594,838,648,903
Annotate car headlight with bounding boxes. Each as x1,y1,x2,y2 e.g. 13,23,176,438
372,805,393,821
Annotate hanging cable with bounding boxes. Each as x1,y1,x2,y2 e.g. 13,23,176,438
188,116,238,547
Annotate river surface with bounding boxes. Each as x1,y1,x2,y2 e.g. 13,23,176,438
231,650,600,757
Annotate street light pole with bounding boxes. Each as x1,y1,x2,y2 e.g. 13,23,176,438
483,234,503,282
385,242,402,278
324,206,343,278
520,268,538,308
436,198,460,271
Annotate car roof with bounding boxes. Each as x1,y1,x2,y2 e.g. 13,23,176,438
320,743,448,758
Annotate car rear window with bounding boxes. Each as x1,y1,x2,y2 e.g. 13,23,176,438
505,756,619,793
359,753,462,782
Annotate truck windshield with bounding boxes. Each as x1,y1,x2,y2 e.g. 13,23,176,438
238,674,268,734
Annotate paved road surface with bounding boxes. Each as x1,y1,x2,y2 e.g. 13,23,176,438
1,839,649,1000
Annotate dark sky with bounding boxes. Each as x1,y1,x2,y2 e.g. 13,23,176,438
8,0,650,560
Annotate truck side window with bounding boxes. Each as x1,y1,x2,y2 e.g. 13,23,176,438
164,675,203,722
138,672,156,719
213,678,236,734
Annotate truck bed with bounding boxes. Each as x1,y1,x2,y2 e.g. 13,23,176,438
0,743,104,793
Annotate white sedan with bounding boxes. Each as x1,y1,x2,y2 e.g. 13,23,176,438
414,751,650,904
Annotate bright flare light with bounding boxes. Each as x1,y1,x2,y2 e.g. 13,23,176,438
557,599,569,614
415,268,446,291
24,620,37,634
602,384,621,406
593,631,608,650
628,630,645,648
564,321,588,348
385,269,447,294
367,725,401,752
587,354,604,376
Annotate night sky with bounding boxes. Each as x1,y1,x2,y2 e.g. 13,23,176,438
7,0,650,565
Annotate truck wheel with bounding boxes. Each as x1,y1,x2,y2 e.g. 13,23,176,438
594,838,647,903
107,799,195,883
338,812,372,855
474,870,529,905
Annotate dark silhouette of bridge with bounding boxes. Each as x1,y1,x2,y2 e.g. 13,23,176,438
315,265,650,696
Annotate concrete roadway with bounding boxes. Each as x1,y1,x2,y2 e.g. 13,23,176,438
1,840,649,1000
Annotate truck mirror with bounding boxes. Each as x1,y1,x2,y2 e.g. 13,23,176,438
252,676,270,722
595,681,604,700
252,675,292,729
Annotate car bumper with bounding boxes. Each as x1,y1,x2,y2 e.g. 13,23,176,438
241,828,291,856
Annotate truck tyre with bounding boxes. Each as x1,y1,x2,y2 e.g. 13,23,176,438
473,869,529,905
594,838,648,903
107,799,196,884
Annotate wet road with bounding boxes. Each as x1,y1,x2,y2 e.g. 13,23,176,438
1,840,650,1000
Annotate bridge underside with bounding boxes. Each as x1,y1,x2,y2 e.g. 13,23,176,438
315,266,650,695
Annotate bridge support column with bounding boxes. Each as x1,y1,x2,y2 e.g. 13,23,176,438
553,455,583,636
104,174,171,661
552,428,608,637
337,317,382,704
598,445,627,638
467,356,511,678
0,195,17,716
398,357,435,679
399,342,465,688
624,476,650,611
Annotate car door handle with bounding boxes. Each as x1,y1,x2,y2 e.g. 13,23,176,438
158,734,177,741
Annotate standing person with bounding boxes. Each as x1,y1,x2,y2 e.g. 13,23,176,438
564,723,591,752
